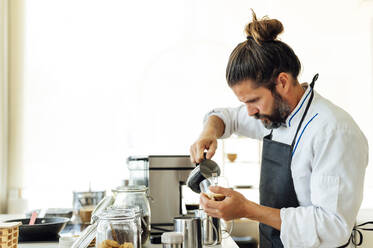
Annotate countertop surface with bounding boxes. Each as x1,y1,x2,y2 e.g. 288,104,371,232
17,237,239,248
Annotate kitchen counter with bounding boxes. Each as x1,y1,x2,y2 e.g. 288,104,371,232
1,214,238,248
18,237,239,248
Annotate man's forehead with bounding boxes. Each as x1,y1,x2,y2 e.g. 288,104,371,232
232,80,266,97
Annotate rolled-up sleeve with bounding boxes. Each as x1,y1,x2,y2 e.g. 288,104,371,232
203,105,266,139
280,127,369,247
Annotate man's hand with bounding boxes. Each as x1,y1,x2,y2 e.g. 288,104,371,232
199,186,257,221
190,116,225,163
199,186,282,230
190,135,218,163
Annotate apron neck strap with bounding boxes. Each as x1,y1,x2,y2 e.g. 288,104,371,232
290,73,319,148
265,130,273,140
310,73,318,89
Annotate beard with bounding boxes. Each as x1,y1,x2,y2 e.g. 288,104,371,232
254,90,291,129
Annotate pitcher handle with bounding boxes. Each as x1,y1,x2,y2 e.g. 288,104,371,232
90,195,114,224
203,217,219,246
222,219,234,239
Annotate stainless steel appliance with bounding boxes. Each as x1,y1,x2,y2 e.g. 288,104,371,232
127,155,195,231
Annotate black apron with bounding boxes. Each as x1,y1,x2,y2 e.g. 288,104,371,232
259,74,318,248
259,74,373,247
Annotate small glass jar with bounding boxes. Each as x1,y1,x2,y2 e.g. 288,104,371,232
96,208,139,248
108,206,142,247
112,185,151,245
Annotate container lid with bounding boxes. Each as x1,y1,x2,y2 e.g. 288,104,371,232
73,190,106,195
98,208,136,220
59,236,77,246
161,232,183,244
108,206,142,216
112,185,147,193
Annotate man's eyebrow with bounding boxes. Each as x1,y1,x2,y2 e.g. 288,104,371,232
245,97,260,103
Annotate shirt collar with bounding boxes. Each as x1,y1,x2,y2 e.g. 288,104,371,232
285,84,311,128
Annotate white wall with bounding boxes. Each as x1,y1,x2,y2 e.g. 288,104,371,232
0,0,9,213
6,0,373,210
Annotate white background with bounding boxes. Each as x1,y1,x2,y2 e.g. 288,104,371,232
7,0,373,210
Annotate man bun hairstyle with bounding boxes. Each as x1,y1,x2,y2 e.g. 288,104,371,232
245,11,283,43
226,9,301,91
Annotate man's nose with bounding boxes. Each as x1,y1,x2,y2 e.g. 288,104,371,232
246,104,258,116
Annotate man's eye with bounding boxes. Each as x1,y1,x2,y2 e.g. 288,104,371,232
246,98,259,103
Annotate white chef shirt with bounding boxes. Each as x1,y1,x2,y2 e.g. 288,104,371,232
204,84,369,247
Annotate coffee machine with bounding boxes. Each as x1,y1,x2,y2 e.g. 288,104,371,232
127,155,195,232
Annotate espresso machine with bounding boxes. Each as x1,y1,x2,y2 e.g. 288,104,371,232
127,155,195,233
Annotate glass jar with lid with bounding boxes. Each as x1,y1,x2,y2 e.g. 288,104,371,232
112,185,151,246
108,206,142,247
96,208,139,248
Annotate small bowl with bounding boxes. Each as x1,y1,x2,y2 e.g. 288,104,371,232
5,217,69,242
227,153,237,162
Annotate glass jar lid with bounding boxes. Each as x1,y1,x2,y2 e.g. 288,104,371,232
112,185,147,193
108,206,142,216
98,208,136,220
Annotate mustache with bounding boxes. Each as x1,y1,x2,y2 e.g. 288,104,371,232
254,113,272,120
254,113,283,129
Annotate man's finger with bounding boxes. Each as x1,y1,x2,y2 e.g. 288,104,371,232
200,193,216,206
200,194,222,209
190,145,196,163
203,209,220,218
206,141,217,159
196,144,205,163
200,193,210,203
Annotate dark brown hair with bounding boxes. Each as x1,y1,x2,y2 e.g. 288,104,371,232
226,10,301,91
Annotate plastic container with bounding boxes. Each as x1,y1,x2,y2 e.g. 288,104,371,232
161,232,183,248
58,236,77,248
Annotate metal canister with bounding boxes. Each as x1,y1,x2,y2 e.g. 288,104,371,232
173,216,202,248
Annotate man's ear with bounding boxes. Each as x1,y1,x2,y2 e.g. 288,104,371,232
275,72,292,95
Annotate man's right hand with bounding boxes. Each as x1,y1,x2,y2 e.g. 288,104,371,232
190,135,218,164
190,115,225,163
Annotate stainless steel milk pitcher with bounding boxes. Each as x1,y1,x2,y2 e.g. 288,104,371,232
173,216,202,248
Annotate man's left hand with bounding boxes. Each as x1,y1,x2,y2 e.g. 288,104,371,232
199,186,259,221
